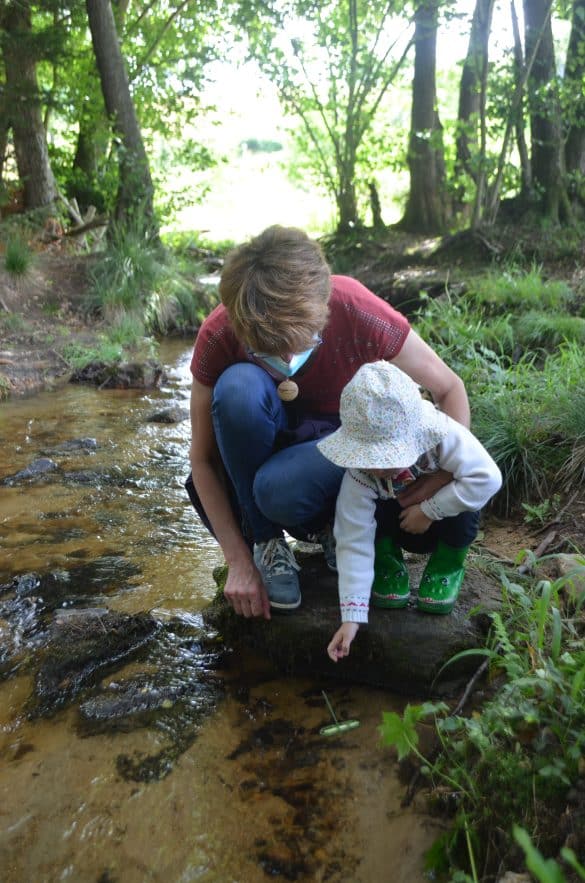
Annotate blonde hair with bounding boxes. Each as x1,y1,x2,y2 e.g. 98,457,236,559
219,225,331,354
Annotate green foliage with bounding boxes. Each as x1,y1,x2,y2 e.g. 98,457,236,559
515,311,585,350
89,218,164,315
0,373,11,401
240,0,411,229
469,268,576,315
379,702,447,762
162,230,235,258
514,827,585,883
0,312,26,334
4,236,34,277
521,496,560,525
88,217,218,337
61,339,126,370
380,569,585,881
102,310,147,348
413,271,585,514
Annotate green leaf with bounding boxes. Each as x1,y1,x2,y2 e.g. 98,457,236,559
514,826,567,883
379,706,420,760
560,847,585,880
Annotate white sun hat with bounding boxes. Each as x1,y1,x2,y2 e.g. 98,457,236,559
317,361,449,469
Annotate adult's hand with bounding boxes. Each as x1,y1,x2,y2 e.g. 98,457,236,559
223,557,271,620
396,469,452,508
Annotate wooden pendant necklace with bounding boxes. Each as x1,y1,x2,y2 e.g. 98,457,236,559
277,379,299,401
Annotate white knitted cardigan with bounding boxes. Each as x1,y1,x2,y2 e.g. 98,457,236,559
334,417,502,624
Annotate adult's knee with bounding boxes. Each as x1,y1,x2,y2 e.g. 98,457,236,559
254,469,292,525
253,463,333,528
212,363,276,427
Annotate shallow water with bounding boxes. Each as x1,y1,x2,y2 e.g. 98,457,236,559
0,341,442,882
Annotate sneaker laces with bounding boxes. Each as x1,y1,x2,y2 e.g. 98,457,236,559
257,538,301,576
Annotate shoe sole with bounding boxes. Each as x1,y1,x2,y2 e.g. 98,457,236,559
417,599,455,615
371,594,410,609
269,596,302,611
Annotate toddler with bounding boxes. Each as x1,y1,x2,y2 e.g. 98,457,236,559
317,361,502,662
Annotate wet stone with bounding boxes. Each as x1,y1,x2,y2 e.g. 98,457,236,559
32,610,159,716
77,621,227,781
5,556,141,606
78,675,217,727
41,437,98,455
145,406,189,424
1,457,58,486
70,359,165,390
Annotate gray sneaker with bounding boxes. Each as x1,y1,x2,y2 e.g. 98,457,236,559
253,538,301,610
308,525,337,572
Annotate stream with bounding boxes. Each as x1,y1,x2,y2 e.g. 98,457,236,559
0,340,442,882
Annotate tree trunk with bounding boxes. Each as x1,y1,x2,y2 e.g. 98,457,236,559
564,0,585,187
455,0,494,207
523,0,568,221
73,121,100,180
85,0,157,230
2,1,57,209
336,158,360,232
369,181,384,230
0,97,9,184
511,0,532,202
400,0,448,233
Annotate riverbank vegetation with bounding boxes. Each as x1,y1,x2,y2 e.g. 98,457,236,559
380,559,585,882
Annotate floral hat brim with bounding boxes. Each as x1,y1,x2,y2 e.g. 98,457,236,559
317,399,449,469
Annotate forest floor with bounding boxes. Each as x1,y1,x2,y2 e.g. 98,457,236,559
1,225,585,559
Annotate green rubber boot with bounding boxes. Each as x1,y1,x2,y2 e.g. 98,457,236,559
417,541,469,615
371,536,410,609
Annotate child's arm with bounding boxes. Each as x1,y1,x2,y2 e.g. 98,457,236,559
326,472,377,662
419,420,503,520
334,471,378,624
327,622,360,661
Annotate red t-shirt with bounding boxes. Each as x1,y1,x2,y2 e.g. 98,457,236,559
190,275,410,416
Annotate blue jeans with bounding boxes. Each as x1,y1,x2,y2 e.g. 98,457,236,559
187,363,345,544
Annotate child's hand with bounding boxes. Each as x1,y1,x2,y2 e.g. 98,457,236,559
327,622,359,662
399,504,433,534
396,470,452,507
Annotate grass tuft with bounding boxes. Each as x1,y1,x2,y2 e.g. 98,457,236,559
4,235,33,277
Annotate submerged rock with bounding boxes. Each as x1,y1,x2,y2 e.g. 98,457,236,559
0,559,143,677
78,623,226,782
1,457,58,486
204,551,501,697
41,437,98,455
32,610,159,716
145,406,189,424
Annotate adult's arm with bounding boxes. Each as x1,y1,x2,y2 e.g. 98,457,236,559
189,380,270,620
391,328,468,506
391,329,470,428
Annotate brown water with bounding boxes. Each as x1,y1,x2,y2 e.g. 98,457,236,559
0,341,442,882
